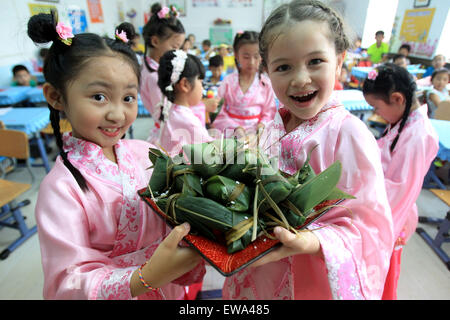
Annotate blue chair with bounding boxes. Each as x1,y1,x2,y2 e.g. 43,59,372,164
0,179,37,260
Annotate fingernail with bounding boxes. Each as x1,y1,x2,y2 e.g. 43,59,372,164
182,222,190,231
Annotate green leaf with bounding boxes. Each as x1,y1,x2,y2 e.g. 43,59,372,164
288,160,342,215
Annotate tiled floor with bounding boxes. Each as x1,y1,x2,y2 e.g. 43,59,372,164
0,117,449,300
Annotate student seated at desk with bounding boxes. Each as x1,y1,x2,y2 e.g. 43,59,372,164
426,68,450,118
423,54,446,78
11,65,37,87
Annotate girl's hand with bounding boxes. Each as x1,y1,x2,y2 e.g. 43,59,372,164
203,97,220,113
249,227,322,268
131,223,202,296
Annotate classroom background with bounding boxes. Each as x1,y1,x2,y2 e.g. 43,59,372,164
0,0,449,300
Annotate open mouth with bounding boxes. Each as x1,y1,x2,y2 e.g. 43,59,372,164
290,91,318,103
100,127,121,137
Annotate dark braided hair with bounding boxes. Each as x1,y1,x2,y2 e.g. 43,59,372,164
157,50,205,121
259,0,351,69
142,3,185,73
233,30,266,86
363,63,418,153
27,10,140,192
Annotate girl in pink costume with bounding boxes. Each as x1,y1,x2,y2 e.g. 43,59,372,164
141,3,219,143
157,50,214,157
223,0,394,300
363,63,439,300
213,31,277,137
140,3,186,143
30,12,204,300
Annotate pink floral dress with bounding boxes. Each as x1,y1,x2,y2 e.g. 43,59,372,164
222,99,394,300
35,133,205,299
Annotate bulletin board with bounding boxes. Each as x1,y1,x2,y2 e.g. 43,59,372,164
399,8,436,42
28,3,56,16
87,0,104,23
209,26,233,45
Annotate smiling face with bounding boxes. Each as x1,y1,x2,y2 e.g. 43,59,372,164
266,20,344,123
60,55,139,154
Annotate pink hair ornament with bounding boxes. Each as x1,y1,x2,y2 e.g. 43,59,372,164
115,30,129,43
157,6,170,19
368,69,378,80
56,21,74,46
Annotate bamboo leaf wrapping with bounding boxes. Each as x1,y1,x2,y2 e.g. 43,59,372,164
143,140,355,253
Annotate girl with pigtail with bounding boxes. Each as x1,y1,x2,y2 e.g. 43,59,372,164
223,0,394,300
31,10,204,300
212,30,277,137
140,3,219,144
157,50,215,156
363,63,439,299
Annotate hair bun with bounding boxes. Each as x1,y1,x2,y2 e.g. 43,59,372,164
27,11,58,44
151,3,162,16
115,22,136,43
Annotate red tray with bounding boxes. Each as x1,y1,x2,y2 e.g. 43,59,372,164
138,188,341,277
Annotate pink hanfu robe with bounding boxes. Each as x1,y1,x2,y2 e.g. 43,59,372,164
213,72,277,136
378,105,438,299
140,57,163,144
223,100,394,300
159,104,214,157
35,133,205,300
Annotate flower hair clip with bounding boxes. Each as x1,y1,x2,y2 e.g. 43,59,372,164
166,50,188,92
368,69,378,81
157,6,179,19
115,30,129,43
56,21,74,46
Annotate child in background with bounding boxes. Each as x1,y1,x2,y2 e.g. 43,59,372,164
426,68,450,118
363,63,439,299
213,31,277,137
223,0,393,300
204,55,224,92
393,54,408,69
218,44,236,74
140,3,186,143
157,50,214,156
11,65,37,87
334,65,349,90
423,54,446,78
200,39,215,60
181,38,191,52
30,11,204,300
367,30,389,64
397,44,411,65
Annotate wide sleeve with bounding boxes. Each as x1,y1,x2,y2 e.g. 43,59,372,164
304,116,394,299
35,171,137,300
383,122,439,240
259,78,277,126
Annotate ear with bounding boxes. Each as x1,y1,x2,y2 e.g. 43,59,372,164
150,35,160,48
43,82,65,111
335,51,346,78
175,77,192,93
390,92,405,107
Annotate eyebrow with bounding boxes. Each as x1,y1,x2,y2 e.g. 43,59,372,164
269,50,328,66
86,81,138,90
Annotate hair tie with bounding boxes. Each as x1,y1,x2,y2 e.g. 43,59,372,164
165,50,187,92
115,29,129,43
56,21,74,46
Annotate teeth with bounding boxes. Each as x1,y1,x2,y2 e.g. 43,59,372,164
102,128,119,132
293,91,315,98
